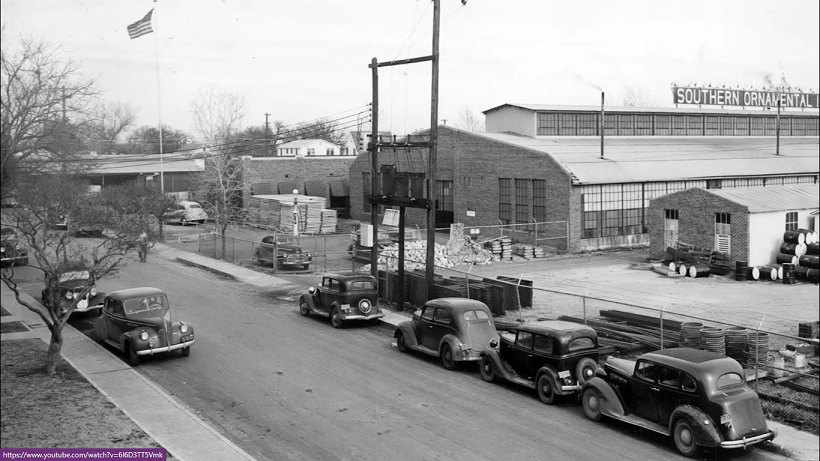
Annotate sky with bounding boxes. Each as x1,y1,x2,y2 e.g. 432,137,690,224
2,0,819,141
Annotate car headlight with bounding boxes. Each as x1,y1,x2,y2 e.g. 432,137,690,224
139,331,149,341
180,324,189,334
90,288,97,296
65,292,74,300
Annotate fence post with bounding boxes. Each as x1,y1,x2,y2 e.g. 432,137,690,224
755,316,766,393
466,263,474,299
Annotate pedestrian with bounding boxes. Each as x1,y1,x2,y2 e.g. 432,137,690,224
138,231,148,263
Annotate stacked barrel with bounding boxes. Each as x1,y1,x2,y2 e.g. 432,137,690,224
743,229,819,283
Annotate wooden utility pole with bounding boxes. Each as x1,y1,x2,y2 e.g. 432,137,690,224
370,58,380,274
426,0,441,300
265,112,271,156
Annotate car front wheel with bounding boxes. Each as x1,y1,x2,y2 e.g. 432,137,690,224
330,307,343,328
299,298,311,317
396,331,408,352
440,343,456,370
536,373,556,404
479,355,497,382
582,388,603,421
672,419,698,458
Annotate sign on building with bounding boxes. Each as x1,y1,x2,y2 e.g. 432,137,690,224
672,86,819,109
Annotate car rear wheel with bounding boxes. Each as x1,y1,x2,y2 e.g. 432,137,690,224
479,355,497,382
181,347,191,357
396,331,408,352
576,357,598,385
440,343,456,370
581,388,603,421
672,419,698,457
126,343,140,366
299,298,311,317
536,373,556,404
330,307,343,328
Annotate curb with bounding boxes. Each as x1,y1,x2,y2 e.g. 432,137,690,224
175,257,237,280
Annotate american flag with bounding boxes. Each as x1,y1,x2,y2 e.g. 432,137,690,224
127,9,154,39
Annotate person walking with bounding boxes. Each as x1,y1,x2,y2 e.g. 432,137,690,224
138,231,148,263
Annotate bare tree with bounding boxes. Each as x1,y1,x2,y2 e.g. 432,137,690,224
193,153,246,258
103,183,176,240
190,88,246,146
1,30,97,199
123,125,191,155
289,119,346,145
79,102,138,154
621,85,655,107
1,175,143,375
458,106,484,132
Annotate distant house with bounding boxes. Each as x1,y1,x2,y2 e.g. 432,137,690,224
276,139,344,157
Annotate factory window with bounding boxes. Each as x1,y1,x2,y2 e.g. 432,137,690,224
785,212,798,231
559,114,577,135
687,116,703,135
635,115,652,135
764,118,778,136
617,114,634,135
577,114,598,135
715,212,731,234
704,116,720,135
672,115,687,134
734,116,750,135
436,180,453,211
362,172,371,214
603,114,617,135
532,180,546,222
499,178,512,224
720,116,734,135
515,179,529,224
706,179,722,190
750,117,766,135
536,113,559,136
655,115,672,135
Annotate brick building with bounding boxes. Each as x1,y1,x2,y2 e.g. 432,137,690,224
347,104,819,252
648,185,819,267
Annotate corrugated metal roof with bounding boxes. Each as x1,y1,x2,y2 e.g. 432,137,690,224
475,132,819,184
707,185,819,213
482,103,819,117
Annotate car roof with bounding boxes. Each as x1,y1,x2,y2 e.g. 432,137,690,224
641,347,742,376
106,287,166,300
425,297,491,314
518,320,596,337
179,201,199,206
323,272,375,281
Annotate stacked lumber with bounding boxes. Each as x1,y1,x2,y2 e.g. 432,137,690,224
248,194,327,234
319,209,337,234
484,237,513,261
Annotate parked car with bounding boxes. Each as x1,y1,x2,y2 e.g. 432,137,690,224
394,298,499,370
479,320,599,404
50,215,104,237
41,269,104,315
1,227,29,266
580,347,776,457
164,201,208,225
94,287,195,366
254,236,312,271
299,272,382,328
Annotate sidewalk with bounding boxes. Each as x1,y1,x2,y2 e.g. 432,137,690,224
3,243,818,461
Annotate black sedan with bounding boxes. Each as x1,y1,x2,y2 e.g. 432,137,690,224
41,270,104,315
479,320,600,404
580,347,776,457
299,273,383,328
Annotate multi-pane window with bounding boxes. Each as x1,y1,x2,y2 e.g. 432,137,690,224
536,113,559,135
515,179,529,224
655,115,672,135
705,116,720,135
687,116,703,135
715,213,731,234
672,115,687,134
436,180,453,211
617,114,634,135
577,114,598,135
362,172,371,214
635,115,652,135
785,212,798,231
498,178,512,224
720,116,734,135
532,180,546,222
559,114,576,135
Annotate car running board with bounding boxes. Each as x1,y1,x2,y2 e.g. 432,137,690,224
606,413,668,436
410,345,439,357
103,339,120,350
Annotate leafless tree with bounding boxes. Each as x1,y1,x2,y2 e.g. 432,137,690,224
289,119,346,146
1,175,143,375
190,88,246,147
123,124,191,155
1,30,97,199
79,102,138,154
457,106,485,132
193,153,246,258
621,85,655,107
103,183,177,240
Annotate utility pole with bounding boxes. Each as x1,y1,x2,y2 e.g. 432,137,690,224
265,113,271,156
426,0,441,301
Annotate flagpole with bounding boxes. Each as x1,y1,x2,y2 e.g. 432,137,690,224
153,0,165,194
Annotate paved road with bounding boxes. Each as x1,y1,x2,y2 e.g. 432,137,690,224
15,252,791,461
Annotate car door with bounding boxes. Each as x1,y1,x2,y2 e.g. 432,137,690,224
509,331,535,379
416,305,436,349
424,307,455,352
632,360,662,422
656,368,697,425
318,277,341,314
530,333,555,379
101,298,127,342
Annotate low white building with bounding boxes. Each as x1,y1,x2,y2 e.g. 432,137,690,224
276,139,343,157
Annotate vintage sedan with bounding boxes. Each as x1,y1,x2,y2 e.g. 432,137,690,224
299,273,382,328
394,298,499,370
94,287,194,366
41,270,105,315
164,201,208,225
480,320,599,404
1,227,29,267
255,236,312,271
580,347,776,457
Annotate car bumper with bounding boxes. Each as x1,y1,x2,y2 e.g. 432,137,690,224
1,256,28,264
137,339,196,356
74,303,103,314
341,311,384,321
720,431,776,449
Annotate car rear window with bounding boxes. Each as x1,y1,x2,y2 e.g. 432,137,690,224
567,337,595,352
716,372,743,389
463,310,490,321
349,280,375,290
188,203,202,209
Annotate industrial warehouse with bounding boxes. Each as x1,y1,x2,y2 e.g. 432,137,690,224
348,103,820,253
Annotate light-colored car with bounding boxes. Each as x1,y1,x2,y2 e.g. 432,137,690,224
164,201,207,225
394,298,499,370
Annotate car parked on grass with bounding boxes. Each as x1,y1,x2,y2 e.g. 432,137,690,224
255,235,312,271
41,269,104,315
1,227,29,266
50,215,104,237
479,320,599,404
394,298,499,370
580,347,776,457
94,287,194,366
299,272,382,328
163,201,208,225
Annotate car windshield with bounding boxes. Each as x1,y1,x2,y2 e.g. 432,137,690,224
349,280,375,290
187,203,201,209
123,295,170,319
60,271,90,282
716,372,744,389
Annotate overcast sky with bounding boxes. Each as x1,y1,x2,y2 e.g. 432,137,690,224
3,0,819,140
